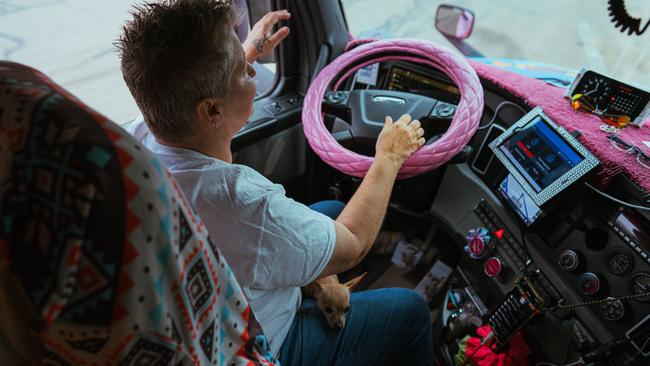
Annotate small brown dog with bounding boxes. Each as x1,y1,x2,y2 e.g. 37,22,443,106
303,273,367,329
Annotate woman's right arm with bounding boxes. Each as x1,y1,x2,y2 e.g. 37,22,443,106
320,114,425,277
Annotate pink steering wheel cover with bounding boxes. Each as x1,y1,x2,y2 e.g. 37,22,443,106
302,38,484,179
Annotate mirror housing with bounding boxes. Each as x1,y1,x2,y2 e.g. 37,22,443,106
435,4,475,39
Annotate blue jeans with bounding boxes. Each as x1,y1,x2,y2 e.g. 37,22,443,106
309,200,346,219
278,288,433,365
279,201,434,365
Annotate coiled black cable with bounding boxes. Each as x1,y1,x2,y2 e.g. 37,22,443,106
607,0,649,35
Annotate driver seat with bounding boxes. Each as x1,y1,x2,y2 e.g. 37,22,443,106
0,62,277,365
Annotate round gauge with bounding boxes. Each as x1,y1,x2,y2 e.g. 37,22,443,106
630,272,650,303
579,77,612,105
600,299,626,321
605,248,634,276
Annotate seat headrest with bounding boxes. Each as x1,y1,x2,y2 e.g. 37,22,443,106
0,61,276,365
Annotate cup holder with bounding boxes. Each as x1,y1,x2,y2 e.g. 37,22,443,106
585,228,608,251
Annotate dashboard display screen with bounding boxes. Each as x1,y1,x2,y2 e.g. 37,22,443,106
498,174,542,226
498,116,584,192
386,67,459,95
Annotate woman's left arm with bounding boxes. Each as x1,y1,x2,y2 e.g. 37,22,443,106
242,10,291,63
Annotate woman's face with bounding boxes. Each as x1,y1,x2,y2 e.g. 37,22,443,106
221,31,257,134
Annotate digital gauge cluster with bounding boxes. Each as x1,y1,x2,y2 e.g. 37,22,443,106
386,66,459,100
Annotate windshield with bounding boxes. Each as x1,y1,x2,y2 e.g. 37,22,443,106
342,0,650,88
0,0,276,124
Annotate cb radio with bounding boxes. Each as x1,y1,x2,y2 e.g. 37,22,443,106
487,276,545,347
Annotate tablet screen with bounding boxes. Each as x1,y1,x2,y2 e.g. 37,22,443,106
497,116,584,192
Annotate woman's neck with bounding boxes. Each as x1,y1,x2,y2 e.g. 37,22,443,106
158,133,233,163
199,141,232,163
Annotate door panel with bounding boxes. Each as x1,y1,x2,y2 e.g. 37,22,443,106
233,0,350,202
233,123,305,185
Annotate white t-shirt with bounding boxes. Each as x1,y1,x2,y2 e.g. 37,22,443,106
128,121,336,355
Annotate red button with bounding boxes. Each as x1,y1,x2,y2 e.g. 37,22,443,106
484,257,502,277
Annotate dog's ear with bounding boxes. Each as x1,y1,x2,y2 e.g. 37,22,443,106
315,281,325,293
344,272,367,291
303,281,323,299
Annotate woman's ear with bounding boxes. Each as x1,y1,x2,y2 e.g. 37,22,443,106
196,98,224,129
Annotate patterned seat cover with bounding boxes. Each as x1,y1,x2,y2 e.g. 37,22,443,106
0,62,278,366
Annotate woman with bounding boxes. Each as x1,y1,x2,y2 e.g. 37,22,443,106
118,1,433,365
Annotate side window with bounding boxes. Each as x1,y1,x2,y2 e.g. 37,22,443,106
241,0,278,97
2,2,141,124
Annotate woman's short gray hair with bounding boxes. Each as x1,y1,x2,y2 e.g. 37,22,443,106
117,0,244,143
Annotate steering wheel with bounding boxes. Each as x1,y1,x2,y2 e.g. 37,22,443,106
302,38,484,179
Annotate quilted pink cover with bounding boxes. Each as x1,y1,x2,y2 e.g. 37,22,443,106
302,39,484,179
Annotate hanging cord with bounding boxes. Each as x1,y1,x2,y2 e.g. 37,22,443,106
550,291,650,311
535,361,583,366
584,182,650,211
607,0,650,35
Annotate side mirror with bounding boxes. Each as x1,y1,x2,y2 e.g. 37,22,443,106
435,5,475,39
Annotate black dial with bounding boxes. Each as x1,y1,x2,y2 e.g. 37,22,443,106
605,249,634,276
599,299,625,321
559,250,581,272
630,273,650,303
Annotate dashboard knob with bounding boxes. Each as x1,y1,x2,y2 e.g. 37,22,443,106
558,249,582,272
599,299,626,321
326,91,347,104
465,228,491,259
578,272,602,295
484,256,504,277
437,103,456,118
429,102,456,119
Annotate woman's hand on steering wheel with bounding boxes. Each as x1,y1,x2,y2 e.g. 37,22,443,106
243,10,291,63
375,114,425,169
